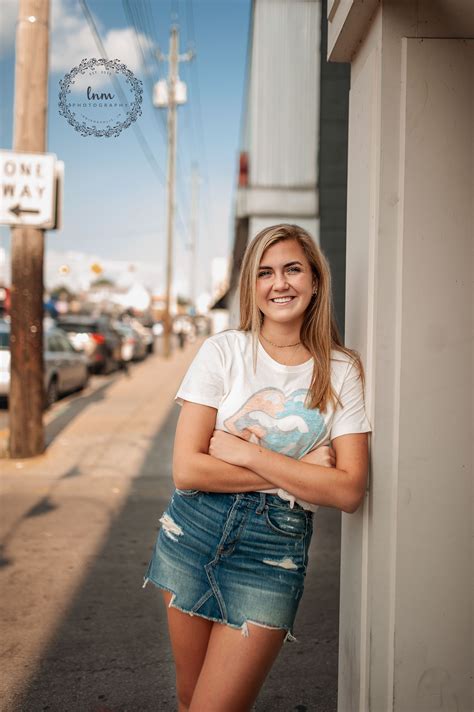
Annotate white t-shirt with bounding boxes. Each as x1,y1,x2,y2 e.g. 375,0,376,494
175,329,372,512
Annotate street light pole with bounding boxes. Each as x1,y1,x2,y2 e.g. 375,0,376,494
9,0,50,457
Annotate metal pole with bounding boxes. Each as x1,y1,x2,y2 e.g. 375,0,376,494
9,0,50,457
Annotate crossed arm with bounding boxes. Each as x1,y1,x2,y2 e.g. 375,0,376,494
172,400,369,514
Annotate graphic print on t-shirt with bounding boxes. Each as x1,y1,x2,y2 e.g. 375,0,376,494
224,387,327,459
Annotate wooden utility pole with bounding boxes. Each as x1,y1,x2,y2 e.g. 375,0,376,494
159,26,194,358
162,26,178,359
9,0,50,457
189,163,200,313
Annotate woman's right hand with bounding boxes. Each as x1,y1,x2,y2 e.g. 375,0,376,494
301,444,336,468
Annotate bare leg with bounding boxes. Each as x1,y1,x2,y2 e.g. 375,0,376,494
160,590,214,711
189,620,286,711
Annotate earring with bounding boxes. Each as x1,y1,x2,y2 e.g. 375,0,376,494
312,286,318,295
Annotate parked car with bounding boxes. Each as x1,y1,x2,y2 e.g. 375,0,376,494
0,320,89,408
152,320,164,337
56,315,122,374
129,318,154,354
112,321,147,362
194,315,211,336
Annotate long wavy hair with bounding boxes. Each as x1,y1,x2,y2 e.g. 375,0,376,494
238,223,364,412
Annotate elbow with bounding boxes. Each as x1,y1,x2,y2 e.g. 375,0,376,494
173,469,188,489
340,467,368,514
342,499,360,514
342,487,366,514
172,456,191,489
172,452,202,489
173,463,196,490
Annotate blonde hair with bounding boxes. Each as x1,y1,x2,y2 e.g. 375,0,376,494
238,223,364,412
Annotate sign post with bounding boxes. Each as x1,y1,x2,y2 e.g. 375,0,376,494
8,0,51,458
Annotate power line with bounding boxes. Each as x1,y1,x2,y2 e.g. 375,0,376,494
147,1,193,237
170,0,179,24
143,0,162,52
80,0,194,254
79,0,166,187
122,0,191,238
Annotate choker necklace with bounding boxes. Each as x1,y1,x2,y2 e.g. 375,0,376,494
260,333,301,348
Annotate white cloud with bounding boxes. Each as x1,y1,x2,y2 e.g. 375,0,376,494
0,0,154,76
50,2,97,74
102,27,153,75
0,0,18,57
50,0,153,76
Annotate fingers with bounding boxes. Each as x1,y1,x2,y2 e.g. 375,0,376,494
327,445,336,467
323,451,336,467
300,444,336,467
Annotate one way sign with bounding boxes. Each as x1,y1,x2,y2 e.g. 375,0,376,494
0,150,57,229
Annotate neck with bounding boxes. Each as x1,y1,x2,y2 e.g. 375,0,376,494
260,319,302,345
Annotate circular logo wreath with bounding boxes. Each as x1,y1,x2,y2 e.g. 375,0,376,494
58,58,143,138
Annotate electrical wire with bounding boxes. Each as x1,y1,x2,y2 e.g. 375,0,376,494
79,0,166,187
80,0,193,262
122,0,191,239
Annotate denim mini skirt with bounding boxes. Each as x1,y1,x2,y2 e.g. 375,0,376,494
142,489,314,643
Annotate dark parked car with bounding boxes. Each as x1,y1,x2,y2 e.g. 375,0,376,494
56,315,122,374
112,321,148,362
0,320,89,408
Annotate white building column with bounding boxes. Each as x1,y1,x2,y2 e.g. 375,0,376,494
327,2,473,710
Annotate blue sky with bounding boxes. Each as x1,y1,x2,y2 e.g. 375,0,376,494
0,0,251,297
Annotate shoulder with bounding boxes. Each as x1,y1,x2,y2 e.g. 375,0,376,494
330,347,356,368
330,347,363,383
203,329,249,351
197,329,250,362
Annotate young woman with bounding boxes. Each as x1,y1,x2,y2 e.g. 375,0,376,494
143,224,372,711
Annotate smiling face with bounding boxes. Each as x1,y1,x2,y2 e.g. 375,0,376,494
256,239,316,329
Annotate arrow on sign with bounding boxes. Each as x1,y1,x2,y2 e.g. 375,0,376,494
9,204,41,217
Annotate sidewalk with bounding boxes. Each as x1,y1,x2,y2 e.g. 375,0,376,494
0,338,340,712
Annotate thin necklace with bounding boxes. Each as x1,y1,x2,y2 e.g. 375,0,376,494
260,332,301,348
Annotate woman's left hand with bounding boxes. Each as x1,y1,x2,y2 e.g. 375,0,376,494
209,429,253,467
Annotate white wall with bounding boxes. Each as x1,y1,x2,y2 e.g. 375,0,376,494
393,37,472,711
329,3,473,710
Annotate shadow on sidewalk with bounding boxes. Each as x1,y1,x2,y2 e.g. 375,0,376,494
11,402,340,712
45,377,120,448
0,378,121,570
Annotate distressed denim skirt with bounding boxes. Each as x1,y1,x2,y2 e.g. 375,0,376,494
142,489,314,643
